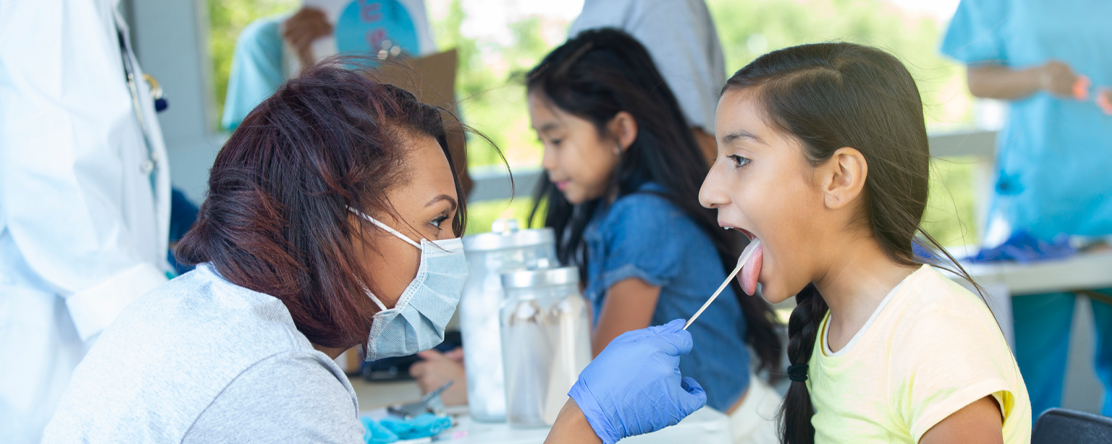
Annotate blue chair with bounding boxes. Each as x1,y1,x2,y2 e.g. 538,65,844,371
1032,408,1112,443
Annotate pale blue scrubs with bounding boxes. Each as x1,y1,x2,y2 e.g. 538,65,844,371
221,0,435,131
221,15,287,131
942,0,1112,419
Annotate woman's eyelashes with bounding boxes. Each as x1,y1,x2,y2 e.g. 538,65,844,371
430,212,450,229
728,154,751,169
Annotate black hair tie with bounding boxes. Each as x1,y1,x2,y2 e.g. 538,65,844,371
787,364,809,382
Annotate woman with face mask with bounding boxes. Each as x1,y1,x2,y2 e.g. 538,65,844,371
41,63,471,442
40,58,703,444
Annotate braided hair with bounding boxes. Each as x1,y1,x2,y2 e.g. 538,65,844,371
723,43,985,444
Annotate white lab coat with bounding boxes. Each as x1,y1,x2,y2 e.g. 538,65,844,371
0,0,171,442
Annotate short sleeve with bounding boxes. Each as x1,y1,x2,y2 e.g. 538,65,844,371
940,0,1009,65
593,194,693,293
221,15,288,131
889,309,1020,441
183,353,364,444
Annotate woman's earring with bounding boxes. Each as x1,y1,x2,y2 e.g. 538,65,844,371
614,144,622,156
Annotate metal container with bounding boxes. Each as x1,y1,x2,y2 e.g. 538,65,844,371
459,219,556,422
499,267,591,428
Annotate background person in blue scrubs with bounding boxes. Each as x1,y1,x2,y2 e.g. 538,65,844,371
941,0,1112,419
221,0,436,132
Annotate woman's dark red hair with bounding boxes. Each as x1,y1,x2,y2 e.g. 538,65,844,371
176,61,468,348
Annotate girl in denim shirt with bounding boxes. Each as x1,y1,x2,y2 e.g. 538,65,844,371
525,29,783,442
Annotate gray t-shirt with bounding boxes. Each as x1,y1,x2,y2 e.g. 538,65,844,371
42,264,364,443
568,0,726,133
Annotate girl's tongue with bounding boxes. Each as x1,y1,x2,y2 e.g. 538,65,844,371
739,240,764,296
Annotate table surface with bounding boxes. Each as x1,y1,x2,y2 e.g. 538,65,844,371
350,377,733,444
956,249,1112,296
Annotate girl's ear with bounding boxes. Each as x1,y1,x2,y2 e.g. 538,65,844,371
819,147,868,210
607,111,639,152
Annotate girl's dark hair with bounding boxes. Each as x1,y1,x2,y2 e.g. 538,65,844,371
723,42,983,444
525,28,782,374
176,60,471,349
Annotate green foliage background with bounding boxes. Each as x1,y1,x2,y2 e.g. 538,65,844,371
205,0,980,245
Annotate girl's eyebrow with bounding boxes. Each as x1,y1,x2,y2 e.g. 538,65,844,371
721,129,764,145
535,122,560,133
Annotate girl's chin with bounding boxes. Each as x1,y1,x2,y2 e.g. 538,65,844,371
563,188,603,205
755,281,792,305
759,290,791,305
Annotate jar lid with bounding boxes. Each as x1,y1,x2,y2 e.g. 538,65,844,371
462,219,555,251
501,266,579,288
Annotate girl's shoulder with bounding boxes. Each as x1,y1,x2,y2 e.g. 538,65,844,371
884,264,1012,360
879,265,1031,441
600,183,694,232
893,265,996,319
586,184,715,265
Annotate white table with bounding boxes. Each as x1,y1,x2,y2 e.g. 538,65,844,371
352,379,733,443
355,400,733,444
957,250,1112,296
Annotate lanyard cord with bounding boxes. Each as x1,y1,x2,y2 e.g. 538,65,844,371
116,25,158,185
116,29,146,130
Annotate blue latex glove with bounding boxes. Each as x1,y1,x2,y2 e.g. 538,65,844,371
379,413,452,439
568,319,706,444
360,417,398,444
967,230,1074,264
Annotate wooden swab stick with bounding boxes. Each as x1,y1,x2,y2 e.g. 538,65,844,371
684,240,760,330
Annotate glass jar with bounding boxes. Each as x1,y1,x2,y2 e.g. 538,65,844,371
499,266,592,428
459,219,556,422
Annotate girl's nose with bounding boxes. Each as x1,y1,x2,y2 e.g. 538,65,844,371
540,145,557,171
699,163,729,209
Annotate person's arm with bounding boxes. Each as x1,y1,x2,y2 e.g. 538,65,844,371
282,8,332,69
0,0,167,341
183,354,365,443
894,309,1020,443
545,399,604,444
591,277,660,356
919,396,1004,444
967,61,1078,100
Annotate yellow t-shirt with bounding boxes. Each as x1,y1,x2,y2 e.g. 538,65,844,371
808,264,1031,443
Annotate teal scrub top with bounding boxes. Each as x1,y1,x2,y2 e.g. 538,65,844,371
221,15,287,132
221,0,434,131
940,0,1112,239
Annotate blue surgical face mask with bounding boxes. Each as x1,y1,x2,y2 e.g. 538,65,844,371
350,208,468,361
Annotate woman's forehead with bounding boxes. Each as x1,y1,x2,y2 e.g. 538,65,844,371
396,133,456,201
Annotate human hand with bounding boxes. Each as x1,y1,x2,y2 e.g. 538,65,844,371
1037,60,1080,98
409,348,468,406
567,319,706,444
282,7,332,68
1096,88,1112,115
